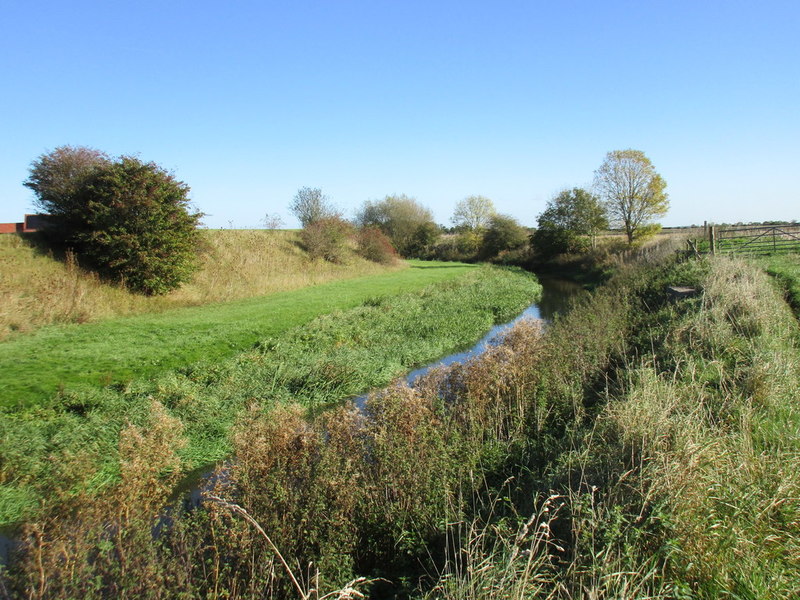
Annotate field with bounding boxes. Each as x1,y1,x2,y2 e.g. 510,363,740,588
0,260,478,408
2,240,798,598
4,253,797,598
0,229,402,340
0,265,541,525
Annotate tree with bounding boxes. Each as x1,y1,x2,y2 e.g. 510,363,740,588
407,221,441,257
532,188,608,256
24,145,110,243
593,149,668,243
289,187,340,227
480,214,528,258
451,195,496,231
25,149,203,295
355,194,435,256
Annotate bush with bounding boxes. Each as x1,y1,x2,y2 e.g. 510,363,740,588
25,148,203,295
480,214,528,259
355,195,436,256
300,217,354,263
356,227,398,264
530,227,587,258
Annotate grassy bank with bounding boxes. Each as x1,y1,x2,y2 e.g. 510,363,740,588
4,255,797,598
0,265,541,526
0,229,402,340
758,253,800,316
0,260,474,408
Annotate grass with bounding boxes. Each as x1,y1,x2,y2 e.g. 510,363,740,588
756,253,800,316
0,265,541,525
0,229,403,340
4,253,798,598
0,259,475,408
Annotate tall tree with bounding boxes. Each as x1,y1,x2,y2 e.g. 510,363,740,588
451,195,496,231
480,214,528,258
531,188,608,256
593,149,668,243
289,187,340,227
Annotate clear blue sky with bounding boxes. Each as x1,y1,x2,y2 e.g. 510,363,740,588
1,0,798,228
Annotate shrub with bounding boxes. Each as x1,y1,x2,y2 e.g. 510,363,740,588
300,216,354,263
25,148,203,295
355,195,436,256
480,214,528,259
356,227,398,264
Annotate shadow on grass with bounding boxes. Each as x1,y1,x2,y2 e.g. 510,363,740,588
409,263,477,269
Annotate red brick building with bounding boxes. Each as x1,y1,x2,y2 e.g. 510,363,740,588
0,214,50,234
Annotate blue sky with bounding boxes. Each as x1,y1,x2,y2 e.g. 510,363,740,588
1,0,798,228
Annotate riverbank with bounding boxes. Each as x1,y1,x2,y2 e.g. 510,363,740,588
4,255,798,599
0,260,478,408
0,229,405,341
0,265,541,527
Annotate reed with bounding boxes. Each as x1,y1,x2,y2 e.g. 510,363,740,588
4,254,798,599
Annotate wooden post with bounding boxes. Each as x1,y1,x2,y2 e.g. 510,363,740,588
709,226,716,255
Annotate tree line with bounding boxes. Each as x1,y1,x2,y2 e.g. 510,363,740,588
22,145,668,295
290,148,669,262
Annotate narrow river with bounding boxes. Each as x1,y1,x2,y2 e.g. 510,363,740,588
0,276,585,565
175,275,584,505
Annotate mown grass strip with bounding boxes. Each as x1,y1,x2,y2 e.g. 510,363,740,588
0,260,475,408
0,265,541,525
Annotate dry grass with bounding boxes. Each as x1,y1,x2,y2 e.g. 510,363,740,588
0,229,403,339
5,255,797,599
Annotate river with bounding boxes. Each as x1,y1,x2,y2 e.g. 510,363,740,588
0,276,584,566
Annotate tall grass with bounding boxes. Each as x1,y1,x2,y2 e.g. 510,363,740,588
0,266,540,527
4,255,798,599
0,230,401,340
758,253,800,316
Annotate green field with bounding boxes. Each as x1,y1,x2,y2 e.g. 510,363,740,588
0,264,541,524
0,260,476,408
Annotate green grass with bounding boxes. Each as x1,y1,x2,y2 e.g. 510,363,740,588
0,264,541,525
0,260,475,408
757,253,800,316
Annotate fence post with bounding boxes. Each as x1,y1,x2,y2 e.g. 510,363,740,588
709,226,716,255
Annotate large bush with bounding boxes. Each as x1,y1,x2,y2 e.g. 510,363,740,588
300,216,354,263
356,227,398,264
25,147,203,295
355,194,436,256
480,214,528,259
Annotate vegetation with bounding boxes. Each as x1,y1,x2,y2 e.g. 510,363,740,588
451,195,496,231
0,260,479,407
5,253,796,598
531,187,608,256
0,265,540,526
759,253,800,315
479,213,529,259
355,227,399,264
594,149,669,243
289,186,340,227
299,216,354,263
355,194,436,256
0,229,404,340
25,147,204,295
